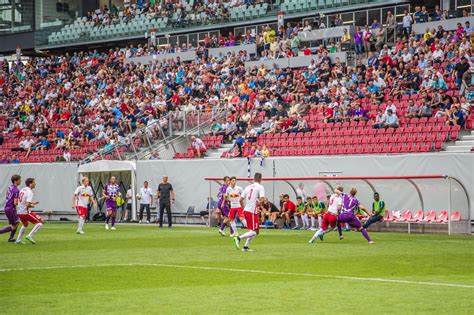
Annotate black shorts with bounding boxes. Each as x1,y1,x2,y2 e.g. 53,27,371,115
126,203,132,210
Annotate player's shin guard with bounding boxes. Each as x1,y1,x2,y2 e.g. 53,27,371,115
239,230,256,239
318,216,323,227
17,225,26,240
230,221,237,233
360,228,372,242
29,223,43,237
294,216,300,227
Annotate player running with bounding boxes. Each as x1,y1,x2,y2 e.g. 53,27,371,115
16,178,43,244
226,176,243,237
72,177,96,234
308,188,342,244
217,176,234,236
0,174,21,242
103,176,121,230
234,172,265,252
337,188,374,244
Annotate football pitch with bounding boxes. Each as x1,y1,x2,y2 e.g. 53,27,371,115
0,223,473,314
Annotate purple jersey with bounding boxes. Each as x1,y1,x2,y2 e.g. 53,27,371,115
4,184,19,212
217,184,230,212
104,183,120,209
341,193,360,213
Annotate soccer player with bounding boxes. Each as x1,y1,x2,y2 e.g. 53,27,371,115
103,176,121,230
363,192,386,229
217,176,233,236
234,172,265,251
337,188,374,244
307,196,325,231
0,174,21,242
226,176,243,237
16,178,42,244
293,196,308,230
72,177,96,234
309,188,342,244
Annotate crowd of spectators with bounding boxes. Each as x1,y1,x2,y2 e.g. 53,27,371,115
1,13,473,162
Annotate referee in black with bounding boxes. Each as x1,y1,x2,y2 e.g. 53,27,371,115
156,175,174,228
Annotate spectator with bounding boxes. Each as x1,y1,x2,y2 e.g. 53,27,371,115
375,25,385,52
191,135,207,158
402,10,413,37
383,109,399,128
354,26,363,55
138,181,153,224
405,101,419,118
63,150,71,162
372,109,385,129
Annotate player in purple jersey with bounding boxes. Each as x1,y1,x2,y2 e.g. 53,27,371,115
217,176,235,236
0,174,21,242
337,187,374,244
102,176,121,231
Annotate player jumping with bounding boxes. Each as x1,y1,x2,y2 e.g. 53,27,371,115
226,176,243,237
217,176,234,236
308,188,342,244
234,172,265,252
0,174,21,242
16,178,43,244
103,176,121,230
72,177,96,234
337,188,374,244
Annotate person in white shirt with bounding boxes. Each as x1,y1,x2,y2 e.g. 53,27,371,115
309,188,342,244
225,177,244,237
137,181,153,223
234,173,265,252
72,177,96,234
16,178,42,244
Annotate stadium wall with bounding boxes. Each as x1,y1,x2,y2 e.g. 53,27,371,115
0,154,472,221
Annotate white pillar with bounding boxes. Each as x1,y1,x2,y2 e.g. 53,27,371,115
131,170,137,221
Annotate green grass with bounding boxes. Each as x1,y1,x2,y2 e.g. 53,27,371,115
0,223,473,314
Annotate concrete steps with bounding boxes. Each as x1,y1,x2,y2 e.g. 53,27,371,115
444,130,474,152
204,143,233,159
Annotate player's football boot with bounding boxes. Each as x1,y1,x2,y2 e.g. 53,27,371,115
318,234,324,241
25,236,36,244
111,226,116,230
218,229,225,236
77,230,85,235
15,240,25,244
105,224,110,230
242,246,253,252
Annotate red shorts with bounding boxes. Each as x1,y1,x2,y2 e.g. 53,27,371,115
229,207,243,220
18,213,43,226
321,212,338,231
244,211,260,233
76,206,87,217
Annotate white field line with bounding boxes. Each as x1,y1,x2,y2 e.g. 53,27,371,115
0,262,473,289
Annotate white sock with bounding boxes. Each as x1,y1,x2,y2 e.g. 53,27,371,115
318,216,323,227
244,236,253,247
303,214,309,228
241,219,247,227
345,223,350,229
311,216,316,228
294,216,300,227
77,217,83,230
29,223,43,237
240,230,256,239
310,229,323,242
230,221,237,233
17,225,27,240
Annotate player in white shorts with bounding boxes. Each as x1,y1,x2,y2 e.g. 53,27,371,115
16,178,42,244
72,177,96,234
234,173,265,252
225,176,244,237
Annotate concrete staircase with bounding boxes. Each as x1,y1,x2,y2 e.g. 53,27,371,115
444,130,474,153
204,143,233,159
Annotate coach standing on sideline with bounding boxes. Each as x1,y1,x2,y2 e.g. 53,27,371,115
156,175,174,228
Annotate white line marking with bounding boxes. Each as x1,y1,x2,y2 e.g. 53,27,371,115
0,263,473,289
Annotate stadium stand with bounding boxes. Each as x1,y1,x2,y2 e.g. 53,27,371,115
0,3,473,163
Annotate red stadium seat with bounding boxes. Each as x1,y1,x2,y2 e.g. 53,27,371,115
433,211,448,223
408,210,424,222
450,211,461,221
421,210,436,222
399,210,412,222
